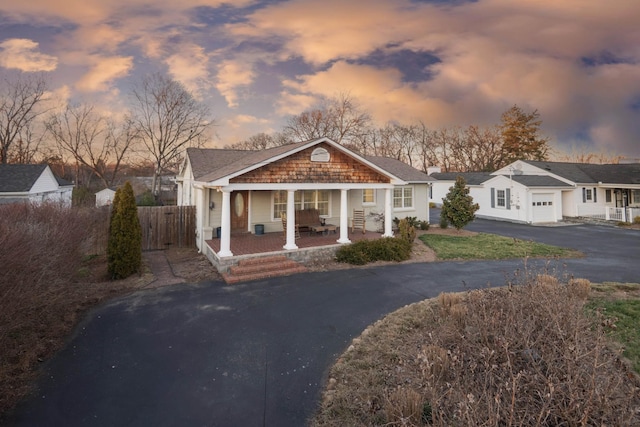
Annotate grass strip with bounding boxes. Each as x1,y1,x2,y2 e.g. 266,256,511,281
419,232,581,260
587,295,640,373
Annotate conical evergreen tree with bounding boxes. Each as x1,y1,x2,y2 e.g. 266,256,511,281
107,181,142,279
441,176,479,230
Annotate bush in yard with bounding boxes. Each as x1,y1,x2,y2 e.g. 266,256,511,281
335,238,412,265
312,276,640,426
441,175,479,230
0,202,110,417
634,216,640,224
137,189,157,206
107,182,142,279
439,215,448,229
418,221,430,231
397,218,417,243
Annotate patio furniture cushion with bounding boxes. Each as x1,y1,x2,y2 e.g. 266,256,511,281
295,209,322,232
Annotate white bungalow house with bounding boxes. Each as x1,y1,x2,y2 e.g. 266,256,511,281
0,164,73,206
177,137,434,261
430,160,640,224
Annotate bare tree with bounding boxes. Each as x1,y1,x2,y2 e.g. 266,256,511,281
464,125,504,171
47,103,137,188
283,93,372,146
7,119,48,164
224,132,290,150
0,73,49,164
130,73,213,195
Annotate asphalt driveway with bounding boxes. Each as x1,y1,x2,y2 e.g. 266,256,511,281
6,218,640,426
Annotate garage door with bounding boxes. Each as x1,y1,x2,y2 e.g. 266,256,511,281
532,193,555,223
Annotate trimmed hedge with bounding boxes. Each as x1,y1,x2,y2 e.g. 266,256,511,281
335,237,412,265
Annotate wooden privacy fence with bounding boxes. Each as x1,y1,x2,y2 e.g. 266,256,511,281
137,206,196,250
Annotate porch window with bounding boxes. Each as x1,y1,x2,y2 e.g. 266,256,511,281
633,190,640,204
606,189,612,203
585,188,593,201
273,190,288,220
273,190,330,220
362,189,375,205
496,189,506,207
393,186,413,209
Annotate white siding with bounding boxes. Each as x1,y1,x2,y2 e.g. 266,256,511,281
29,167,59,195
96,189,116,207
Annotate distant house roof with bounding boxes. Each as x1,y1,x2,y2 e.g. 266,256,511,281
524,161,640,185
511,175,573,187
430,172,492,186
364,156,435,183
0,164,48,192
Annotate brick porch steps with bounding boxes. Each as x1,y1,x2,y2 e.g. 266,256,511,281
222,255,308,284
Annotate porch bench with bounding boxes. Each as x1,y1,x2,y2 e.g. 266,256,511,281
295,209,323,233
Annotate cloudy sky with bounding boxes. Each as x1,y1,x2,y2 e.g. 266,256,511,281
1,0,639,158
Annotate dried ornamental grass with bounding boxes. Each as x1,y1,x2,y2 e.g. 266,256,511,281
312,276,640,426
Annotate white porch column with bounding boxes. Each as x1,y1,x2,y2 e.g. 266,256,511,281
383,188,393,237
195,186,205,252
218,189,233,258
283,189,298,250
337,189,351,244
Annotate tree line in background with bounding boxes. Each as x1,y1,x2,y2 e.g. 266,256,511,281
1,71,623,196
0,71,212,196
227,93,623,172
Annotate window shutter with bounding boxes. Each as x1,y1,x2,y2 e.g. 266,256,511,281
593,188,597,203
582,188,586,203
506,188,511,210
491,188,495,208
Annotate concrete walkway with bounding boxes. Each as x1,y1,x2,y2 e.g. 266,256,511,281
6,219,640,426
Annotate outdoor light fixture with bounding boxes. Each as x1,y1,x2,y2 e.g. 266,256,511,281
209,201,215,210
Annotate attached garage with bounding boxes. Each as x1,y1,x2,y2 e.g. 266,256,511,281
531,193,555,223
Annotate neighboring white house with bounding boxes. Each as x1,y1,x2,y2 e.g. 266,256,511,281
430,160,640,224
0,164,73,206
95,188,116,207
177,137,434,258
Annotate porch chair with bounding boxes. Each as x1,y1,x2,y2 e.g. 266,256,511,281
280,212,301,239
351,209,366,234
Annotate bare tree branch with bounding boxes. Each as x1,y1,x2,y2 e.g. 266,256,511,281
129,73,213,195
0,72,49,164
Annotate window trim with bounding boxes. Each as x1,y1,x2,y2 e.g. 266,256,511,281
271,190,332,221
362,188,376,206
393,186,414,211
496,189,506,208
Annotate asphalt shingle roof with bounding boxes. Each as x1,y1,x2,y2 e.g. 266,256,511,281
364,156,434,182
429,172,492,185
188,141,311,182
511,175,573,187
524,161,640,185
0,164,48,192
187,140,432,184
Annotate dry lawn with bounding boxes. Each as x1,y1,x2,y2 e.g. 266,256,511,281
312,278,640,426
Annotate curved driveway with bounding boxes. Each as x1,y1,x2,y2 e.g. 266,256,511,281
7,218,640,426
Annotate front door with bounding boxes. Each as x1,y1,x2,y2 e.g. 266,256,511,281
231,191,249,233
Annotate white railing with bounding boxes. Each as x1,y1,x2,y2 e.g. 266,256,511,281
576,206,637,222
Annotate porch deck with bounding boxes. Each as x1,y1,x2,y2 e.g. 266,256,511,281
206,229,383,257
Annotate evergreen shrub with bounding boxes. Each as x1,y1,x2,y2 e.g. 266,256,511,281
107,182,142,279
